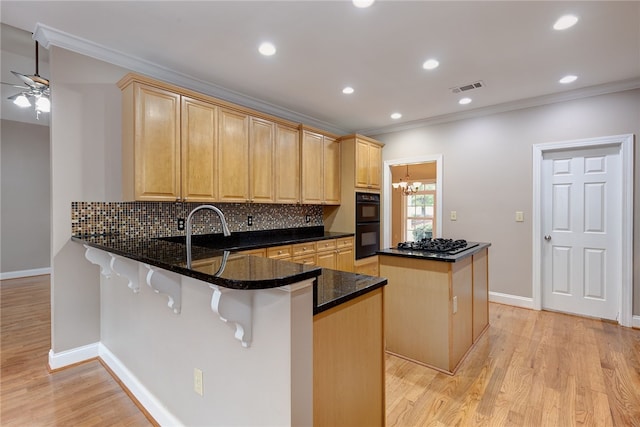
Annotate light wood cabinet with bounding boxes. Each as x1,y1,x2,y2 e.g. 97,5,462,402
314,288,385,427
267,245,293,260
379,247,489,374
121,82,182,201
249,117,276,203
355,138,382,190
181,97,218,201
301,128,341,205
336,237,354,272
354,255,379,277
218,108,250,202
119,73,308,205
275,124,300,204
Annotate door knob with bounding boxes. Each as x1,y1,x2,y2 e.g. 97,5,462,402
544,235,552,241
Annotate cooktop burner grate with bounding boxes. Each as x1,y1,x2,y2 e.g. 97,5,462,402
397,238,477,254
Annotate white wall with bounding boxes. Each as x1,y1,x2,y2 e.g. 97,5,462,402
0,119,50,275
49,46,126,352
375,89,640,314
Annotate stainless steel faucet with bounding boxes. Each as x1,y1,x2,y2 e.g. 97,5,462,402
186,205,231,268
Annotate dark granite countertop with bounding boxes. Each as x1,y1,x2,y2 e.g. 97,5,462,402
157,226,354,251
314,269,386,315
73,227,385,314
377,242,491,262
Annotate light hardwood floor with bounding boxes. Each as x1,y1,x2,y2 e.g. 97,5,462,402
0,275,153,426
2,275,639,426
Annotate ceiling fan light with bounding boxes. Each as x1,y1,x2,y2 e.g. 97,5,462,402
36,96,51,112
13,94,31,108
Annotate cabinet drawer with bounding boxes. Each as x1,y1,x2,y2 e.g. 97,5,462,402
292,254,316,266
292,242,317,257
316,239,337,252
336,237,354,249
238,248,266,257
267,245,293,259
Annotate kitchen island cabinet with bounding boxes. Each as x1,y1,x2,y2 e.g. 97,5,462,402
378,244,490,374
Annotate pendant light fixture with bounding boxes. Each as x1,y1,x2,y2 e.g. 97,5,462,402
392,165,422,196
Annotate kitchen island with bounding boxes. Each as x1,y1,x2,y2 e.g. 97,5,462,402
74,231,386,426
378,242,490,374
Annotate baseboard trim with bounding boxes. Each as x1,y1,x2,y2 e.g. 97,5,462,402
633,315,640,329
48,342,100,370
99,343,183,427
489,291,534,309
0,267,51,280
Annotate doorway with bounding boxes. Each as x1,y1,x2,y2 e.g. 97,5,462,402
382,155,442,249
532,134,634,326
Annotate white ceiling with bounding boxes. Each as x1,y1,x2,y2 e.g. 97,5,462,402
1,1,639,134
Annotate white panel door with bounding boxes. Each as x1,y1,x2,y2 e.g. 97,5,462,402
541,145,622,320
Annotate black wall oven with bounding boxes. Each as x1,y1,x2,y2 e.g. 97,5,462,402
355,192,380,259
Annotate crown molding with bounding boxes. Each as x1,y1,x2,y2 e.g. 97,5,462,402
32,23,348,135
358,77,640,137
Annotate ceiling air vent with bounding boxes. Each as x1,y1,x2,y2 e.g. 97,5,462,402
450,81,484,94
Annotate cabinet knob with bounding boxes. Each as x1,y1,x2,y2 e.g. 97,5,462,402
544,235,552,241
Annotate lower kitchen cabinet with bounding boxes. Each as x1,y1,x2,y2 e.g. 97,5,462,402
313,288,384,427
354,255,379,276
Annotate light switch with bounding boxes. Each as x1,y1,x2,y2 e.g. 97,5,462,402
515,211,524,222
450,211,457,221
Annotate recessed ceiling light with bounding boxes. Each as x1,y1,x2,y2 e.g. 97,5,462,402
390,113,402,120
422,59,440,70
258,42,276,56
559,75,578,84
459,98,472,105
353,0,375,8
553,14,578,30
342,86,355,95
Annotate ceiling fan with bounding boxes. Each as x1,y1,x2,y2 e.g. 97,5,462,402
2,40,50,119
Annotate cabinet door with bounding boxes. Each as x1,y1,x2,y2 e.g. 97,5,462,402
218,108,249,202
336,247,354,272
181,97,218,202
355,140,371,189
249,117,275,203
368,143,382,190
134,83,181,200
323,136,341,205
316,250,337,269
275,125,300,204
301,130,324,204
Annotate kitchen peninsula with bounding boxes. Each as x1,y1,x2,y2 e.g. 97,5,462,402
378,242,490,374
74,227,386,426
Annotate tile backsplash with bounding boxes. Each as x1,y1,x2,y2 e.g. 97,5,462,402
71,201,324,238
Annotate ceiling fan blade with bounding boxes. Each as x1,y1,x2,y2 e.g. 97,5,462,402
11,71,48,90
0,82,29,89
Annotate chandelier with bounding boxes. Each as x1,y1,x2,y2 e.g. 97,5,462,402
392,165,421,196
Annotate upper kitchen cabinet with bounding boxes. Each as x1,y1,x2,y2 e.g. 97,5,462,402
250,117,276,203
275,124,300,204
119,75,218,202
217,108,250,202
301,127,341,205
341,134,384,191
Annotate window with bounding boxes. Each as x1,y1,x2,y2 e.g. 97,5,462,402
404,182,436,242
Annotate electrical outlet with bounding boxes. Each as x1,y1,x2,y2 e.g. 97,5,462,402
453,296,458,314
247,215,253,227
305,215,311,223
177,218,185,231
450,211,457,221
194,368,203,396
515,211,524,222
